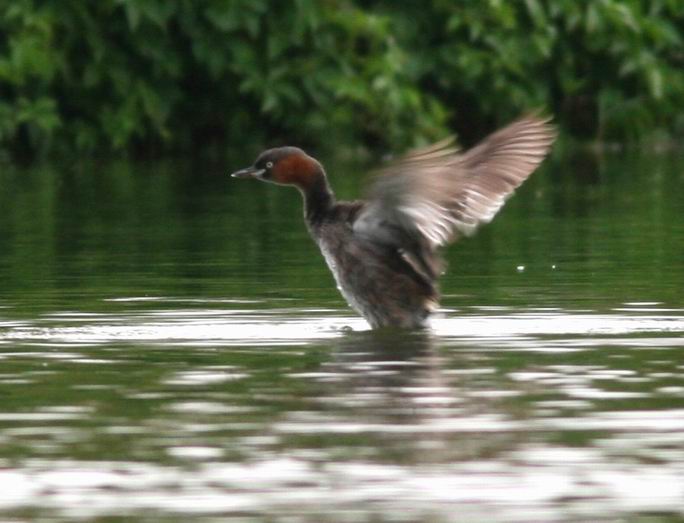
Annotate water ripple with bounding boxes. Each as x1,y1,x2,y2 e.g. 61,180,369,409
0,453,681,521
0,301,683,521
1,306,683,347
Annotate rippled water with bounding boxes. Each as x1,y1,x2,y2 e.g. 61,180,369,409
0,151,683,521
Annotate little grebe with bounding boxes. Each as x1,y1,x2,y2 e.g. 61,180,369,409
231,115,555,328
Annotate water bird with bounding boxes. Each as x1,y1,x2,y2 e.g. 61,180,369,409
231,115,555,328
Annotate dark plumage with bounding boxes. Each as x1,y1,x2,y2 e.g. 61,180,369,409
231,115,556,328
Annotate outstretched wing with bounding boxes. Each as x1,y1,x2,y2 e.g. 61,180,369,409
353,115,556,261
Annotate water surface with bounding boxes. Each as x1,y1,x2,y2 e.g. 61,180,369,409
0,150,683,521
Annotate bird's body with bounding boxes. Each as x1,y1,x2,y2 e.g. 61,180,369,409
231,115,555,329
309,201,437,328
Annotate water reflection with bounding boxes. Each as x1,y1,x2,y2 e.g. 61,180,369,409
0,151,683,521
4,303,684,347
0,300,682,520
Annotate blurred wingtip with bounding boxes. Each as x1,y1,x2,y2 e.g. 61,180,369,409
519,109,558,138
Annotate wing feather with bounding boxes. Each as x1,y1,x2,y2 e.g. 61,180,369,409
353,115,556,252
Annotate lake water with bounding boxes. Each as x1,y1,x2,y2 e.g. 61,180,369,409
0,149,683,522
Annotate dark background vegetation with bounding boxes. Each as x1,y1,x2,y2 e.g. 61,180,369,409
1,0,683,157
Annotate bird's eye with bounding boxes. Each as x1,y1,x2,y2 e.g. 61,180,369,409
266,161,274,169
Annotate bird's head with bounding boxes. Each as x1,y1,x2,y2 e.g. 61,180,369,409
231,147,324,191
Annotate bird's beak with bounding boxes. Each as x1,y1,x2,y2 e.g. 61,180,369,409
230,166,265,179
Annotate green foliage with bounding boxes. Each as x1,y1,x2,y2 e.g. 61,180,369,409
375,0,684,143
0,0,683,156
